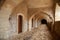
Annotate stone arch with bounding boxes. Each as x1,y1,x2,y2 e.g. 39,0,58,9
37,13,52,23
9,12,25,34
29,11,53,31
29,11,53,21
29,14,36,31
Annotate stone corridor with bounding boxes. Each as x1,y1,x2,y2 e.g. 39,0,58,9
8,24,54,40
1,0,60,40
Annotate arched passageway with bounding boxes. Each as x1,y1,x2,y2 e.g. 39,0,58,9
41,19,47,25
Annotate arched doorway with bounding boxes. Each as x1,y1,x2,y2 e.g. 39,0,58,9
41,19,47,25
18,15,23,33
32,19,33,27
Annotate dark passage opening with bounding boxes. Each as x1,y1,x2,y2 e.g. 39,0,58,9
32,19,33,27
41,19,47,25
18,15,22,33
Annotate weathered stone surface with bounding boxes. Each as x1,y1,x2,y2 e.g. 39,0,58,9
8,24,53,40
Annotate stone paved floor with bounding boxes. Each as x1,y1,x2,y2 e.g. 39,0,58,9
8,24,54,40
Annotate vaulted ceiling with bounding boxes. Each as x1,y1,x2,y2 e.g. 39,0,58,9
0,0,54,8
25,0,54,8
0,0,55,21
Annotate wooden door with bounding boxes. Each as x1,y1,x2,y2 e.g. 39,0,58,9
18,15,22,33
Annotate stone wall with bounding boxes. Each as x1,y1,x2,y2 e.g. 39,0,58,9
0,0,24,39
9,2,28,35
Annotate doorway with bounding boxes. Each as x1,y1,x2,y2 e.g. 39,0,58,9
41,19,47,25
18,15,23,33
32,19,33,27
